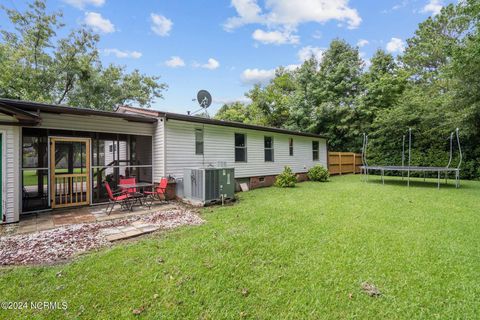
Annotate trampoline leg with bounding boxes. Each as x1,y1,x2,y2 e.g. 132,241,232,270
423,171,426,182
437,171,440,189
407,170,410,187
381,169,384,185
445,172,448,184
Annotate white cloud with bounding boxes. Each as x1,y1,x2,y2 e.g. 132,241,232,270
214,97,252,105
165,56,186,68
297,46,324,62
252,29,299,45
225,0,362,31
84,12,115,33
241,68,276,84
241,64,298,84
422,0,443,15
150,13,172,37
63,0,105,9
224,0,263,30
386,37,405,53
193,58,220,70
104,49,142,59
357,39,369,47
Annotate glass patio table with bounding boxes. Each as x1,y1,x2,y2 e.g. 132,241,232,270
117,182,153,208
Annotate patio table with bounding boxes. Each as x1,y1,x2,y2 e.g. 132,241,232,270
117,182,153,209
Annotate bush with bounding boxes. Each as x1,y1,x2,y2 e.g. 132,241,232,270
308,165,329,182
275,166,297,188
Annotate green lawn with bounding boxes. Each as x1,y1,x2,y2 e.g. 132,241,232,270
1,175,480,319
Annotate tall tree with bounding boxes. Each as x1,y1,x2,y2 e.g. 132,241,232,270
0,0,166,110
312,39,364,150
358,49,407,129
215,102,251,123
245,67,296,128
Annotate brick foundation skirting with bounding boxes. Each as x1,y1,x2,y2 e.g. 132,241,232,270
244,172,309,190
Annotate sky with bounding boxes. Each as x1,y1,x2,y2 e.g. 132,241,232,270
0,0,452,115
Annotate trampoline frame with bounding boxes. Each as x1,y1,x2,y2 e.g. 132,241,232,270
360,128,462,188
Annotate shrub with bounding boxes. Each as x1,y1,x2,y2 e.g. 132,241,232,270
308,165,329,182
275,166,297,188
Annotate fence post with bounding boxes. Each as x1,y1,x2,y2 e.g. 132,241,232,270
339,153,342,175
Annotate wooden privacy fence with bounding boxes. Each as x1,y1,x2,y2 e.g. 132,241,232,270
328,152,362,175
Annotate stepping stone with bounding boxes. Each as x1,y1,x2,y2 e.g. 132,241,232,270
106,233,128,242
139,225,159,233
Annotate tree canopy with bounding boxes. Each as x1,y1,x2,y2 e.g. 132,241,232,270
0,0,166,110
215,0,480,179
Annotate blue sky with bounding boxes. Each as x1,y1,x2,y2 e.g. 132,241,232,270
0,0,451,114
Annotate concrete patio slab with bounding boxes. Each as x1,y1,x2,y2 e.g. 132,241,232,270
1,202,177,236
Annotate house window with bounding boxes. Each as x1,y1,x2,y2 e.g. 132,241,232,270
264,136,274,162
195,128,204,155
312,141,319,161
235,133,247,162
289,138,294,156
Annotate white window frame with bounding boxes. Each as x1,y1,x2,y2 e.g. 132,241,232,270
312,141,319,161
195,128,204,155
264,136,274,162
234,133,247,162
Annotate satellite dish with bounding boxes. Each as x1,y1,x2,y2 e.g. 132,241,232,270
197,90,212,109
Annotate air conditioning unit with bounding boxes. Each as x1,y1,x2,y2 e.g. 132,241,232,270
183,168,235,205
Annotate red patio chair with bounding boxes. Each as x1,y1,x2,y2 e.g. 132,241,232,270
144,178,168,208
119,177,144,203
104,181,132,215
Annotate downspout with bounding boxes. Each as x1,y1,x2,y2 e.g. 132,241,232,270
162,117,167,178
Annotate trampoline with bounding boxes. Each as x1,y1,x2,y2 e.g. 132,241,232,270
361,128,462,188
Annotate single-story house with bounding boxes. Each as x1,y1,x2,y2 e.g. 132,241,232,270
0,98,327,224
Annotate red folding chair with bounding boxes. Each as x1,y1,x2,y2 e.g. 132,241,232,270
119,177,144,205
104,181,132,215
144,178,168,208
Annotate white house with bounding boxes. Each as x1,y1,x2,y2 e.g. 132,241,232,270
0,98,328,224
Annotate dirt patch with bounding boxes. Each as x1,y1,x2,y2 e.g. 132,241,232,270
361,282,382,297
0,208,203,266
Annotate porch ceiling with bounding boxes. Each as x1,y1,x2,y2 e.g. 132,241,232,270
0,102,41,126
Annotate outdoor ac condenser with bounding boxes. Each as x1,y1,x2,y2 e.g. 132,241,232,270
183,168,235,204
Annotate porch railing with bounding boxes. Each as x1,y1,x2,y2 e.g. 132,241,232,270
53,173,89,207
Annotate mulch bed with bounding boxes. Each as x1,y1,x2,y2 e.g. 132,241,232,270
0,208,204,266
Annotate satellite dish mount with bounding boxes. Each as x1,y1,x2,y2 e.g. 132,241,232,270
188,90,212,117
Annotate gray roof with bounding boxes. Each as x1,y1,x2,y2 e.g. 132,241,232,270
0,98,326,139
0,98,157,124
119,106,327,139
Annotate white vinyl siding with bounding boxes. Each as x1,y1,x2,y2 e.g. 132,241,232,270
38,113,154,136
0,125,21,223
164,119,327,179
152,118,165,182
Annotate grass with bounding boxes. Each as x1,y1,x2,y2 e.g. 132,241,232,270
1,174,480,319
23,169,83,187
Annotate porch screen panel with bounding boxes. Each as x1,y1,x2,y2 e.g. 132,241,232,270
92,134,153,203
22,128,49,212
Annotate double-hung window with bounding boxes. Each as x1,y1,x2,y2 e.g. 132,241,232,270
264,136,274,162
312,141,319,161
289,138,294,156
235,133,247,162
195,128,204,155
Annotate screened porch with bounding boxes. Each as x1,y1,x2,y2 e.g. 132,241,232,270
21,128,153,213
